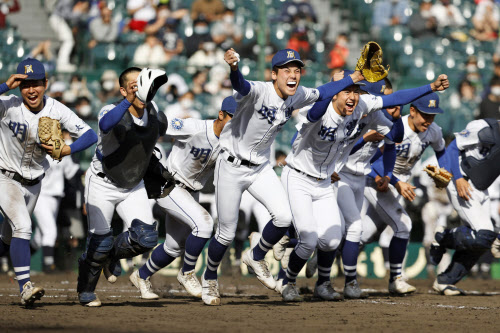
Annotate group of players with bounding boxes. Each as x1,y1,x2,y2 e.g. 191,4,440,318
0,44,498,307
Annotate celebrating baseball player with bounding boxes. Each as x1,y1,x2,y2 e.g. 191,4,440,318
0,58,97,307
201,48,366,306
430,118,499,295
77,67,169,307
361,92,450,295
278,73,448,302
130,96,236,300
335,77,404,299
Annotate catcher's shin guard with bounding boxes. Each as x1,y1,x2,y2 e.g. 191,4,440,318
437,226,497,251
77,232,114,293
437,249,484,285
110,219,158,260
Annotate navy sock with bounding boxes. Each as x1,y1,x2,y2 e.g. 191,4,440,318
0,238,10,256
283,250,308,285
317,249,336,284
182,234,209,273
204,238,228,280
252,221,288,261
278,267,287,280
10,238,31,292
288,237,298,248
389,236,409,282
139,244,176,280
342,240,359,284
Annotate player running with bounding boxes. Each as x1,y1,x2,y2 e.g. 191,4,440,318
0,58,97,306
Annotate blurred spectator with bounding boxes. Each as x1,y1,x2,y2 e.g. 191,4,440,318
190,0,225,23
279,0,317,25
408,0,438,38
372,0,410,37
164,90,201,119
163,73,189,102
127,0,157,32
133,34,167,67
190,69,210,95
471,0,499,41
478,76,500,119
97,69,121,104
286,25,313,61
74,96,94,120
64,74,93,105
88,2,120,49
449,79,480,110
187,41,225,74
493,60,500,79
185,17,212,58
29,40,56,74
144,0,188,36
430,0,466,29
327,33,349,70
211,7,243,50
160,19,184,62
0,0,20,29
49,81,68,103
463,55,484,93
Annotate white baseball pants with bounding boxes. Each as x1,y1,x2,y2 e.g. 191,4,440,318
33,195,61,247
337,171,366,243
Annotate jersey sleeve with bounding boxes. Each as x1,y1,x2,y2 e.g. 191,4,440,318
295,86,320,109
59,105,92,138
233,80,263,102
369,110,393,137
165,117,205,143
0,95,17,119
454,119,486,150
360,94,384,115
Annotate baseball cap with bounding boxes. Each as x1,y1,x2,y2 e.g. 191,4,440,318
271,49,305,68
333,69,366,86
17,58,46,80
360,79,387,96
411,92,443,114
221,96,237,115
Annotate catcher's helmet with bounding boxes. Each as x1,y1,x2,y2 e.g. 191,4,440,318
136,68,168,103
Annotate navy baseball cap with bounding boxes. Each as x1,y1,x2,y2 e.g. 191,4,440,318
332,70,366,86
17,58,46,80
221,96,237,115
360,79,387,96
411,92,443,114
271,49,305,68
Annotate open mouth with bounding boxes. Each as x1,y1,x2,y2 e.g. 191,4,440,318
345,101,355,112
286,81,297,89
27,95,38,103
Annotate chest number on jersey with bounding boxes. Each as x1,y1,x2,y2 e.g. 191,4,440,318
318,125,338,142
9,121,27,142
257,106,277,124
190,147,211,164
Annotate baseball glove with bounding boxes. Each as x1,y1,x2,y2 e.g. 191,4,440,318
423,164,452,189
355,41,389,83
38,117,66,161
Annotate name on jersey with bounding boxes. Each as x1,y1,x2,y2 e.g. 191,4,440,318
257,105,293,125
317,121,363,143
190,147,211,164
318,125,338,142
9,121,28,142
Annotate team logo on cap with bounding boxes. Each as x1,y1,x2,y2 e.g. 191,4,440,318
287,51,295,58
24,65,33,74
428,100,436,107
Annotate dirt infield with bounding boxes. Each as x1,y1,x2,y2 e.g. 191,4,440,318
0,272,499,333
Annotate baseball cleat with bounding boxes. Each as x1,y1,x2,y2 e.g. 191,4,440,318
177,269,202,298
491,238,500,259
388,275,416,295
314,281,343,301
129,270,159,300
344,280,368,299
281,248,293,270
201,274,220,306
78,292,102,307
305,250,318,278
281,282,303,302
242,249,276,290
433,279,465,296
273,235,290,261
274,278,284,294
20,281,44,307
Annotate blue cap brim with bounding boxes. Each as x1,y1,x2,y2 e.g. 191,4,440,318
415,107,443,114
274,59,305,68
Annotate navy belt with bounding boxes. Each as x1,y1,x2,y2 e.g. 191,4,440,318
175,180,197,193
223,151,258,167
1,169,43,186
290,167,324,181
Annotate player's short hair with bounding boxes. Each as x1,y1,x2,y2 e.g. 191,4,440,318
222,111,233,118
489,75,500,87
119,67,142,88
383,77,393,90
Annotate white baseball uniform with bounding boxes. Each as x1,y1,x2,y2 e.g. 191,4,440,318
361,115,446,242
446,119,494,232
0,94,91,242
214,81,320,245
85,102,159,235
156,117,219,257
283,94,384,259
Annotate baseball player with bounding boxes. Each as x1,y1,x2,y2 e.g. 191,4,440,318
32,154,81,272
77,67,168,307
279,74,449,302
201,48,367,306
360,92,449,295
0,58,97,306
130,96,236,299
430,118,499,295
335,78,404,299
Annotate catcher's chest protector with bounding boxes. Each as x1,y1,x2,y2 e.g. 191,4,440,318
102,104,160,189
461,118,500,190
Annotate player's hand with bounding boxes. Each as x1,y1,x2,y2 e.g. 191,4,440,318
363,130,384,142
375,175,390,192
349,70,365,83
395,181,416,201
5,74,28,90
224,48,239,71
430,74,449,92
386,105,401,119
332,70,344,82
331,172,341,183
456,177,472,201
126,79,138,104
41,143,71,158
